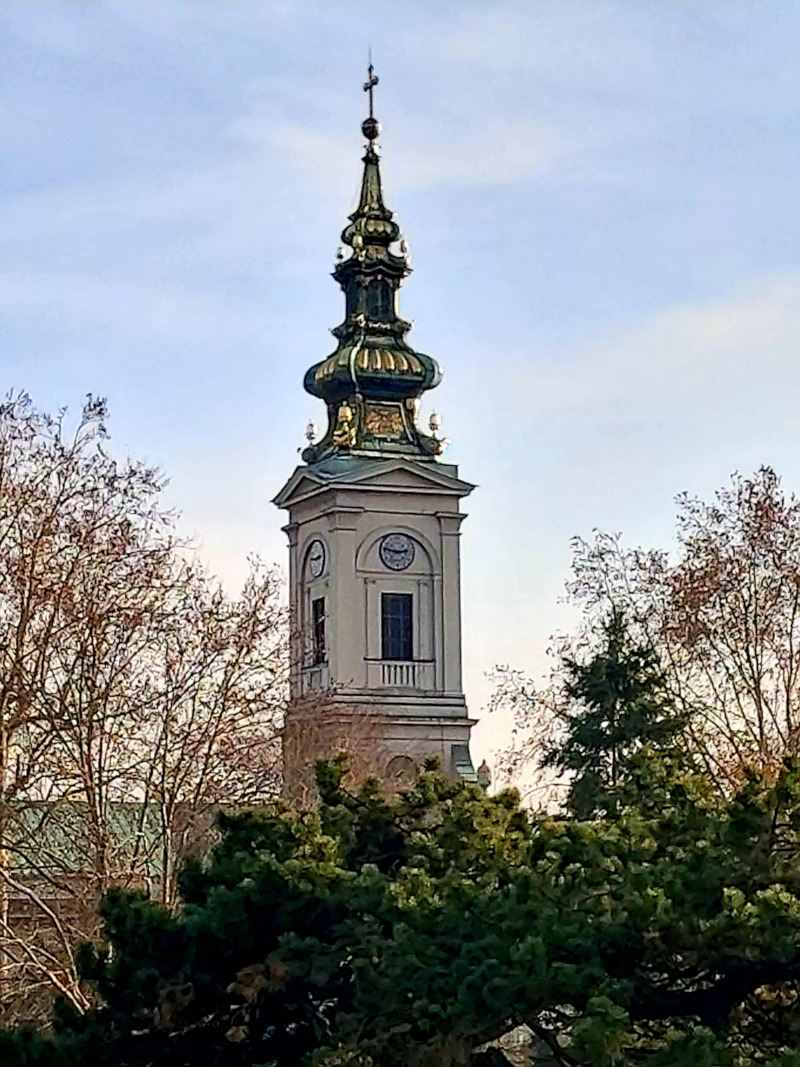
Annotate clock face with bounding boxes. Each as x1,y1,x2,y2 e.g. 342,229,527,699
306,540,326,579
379,533,415,571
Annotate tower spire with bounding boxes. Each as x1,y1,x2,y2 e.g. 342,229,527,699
342,57,395,250
301,65,444,465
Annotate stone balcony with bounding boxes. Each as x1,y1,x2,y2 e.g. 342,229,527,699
302,662,331,692
365,659,435,690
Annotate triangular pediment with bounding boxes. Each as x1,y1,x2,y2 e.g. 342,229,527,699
272,468,328,508
273,458,475,509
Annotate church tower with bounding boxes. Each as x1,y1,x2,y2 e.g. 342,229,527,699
274,67,476,782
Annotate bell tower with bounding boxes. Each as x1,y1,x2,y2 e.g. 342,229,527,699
274,66,476,782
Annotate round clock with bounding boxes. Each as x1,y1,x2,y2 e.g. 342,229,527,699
379,533,415,571
306,539,326,579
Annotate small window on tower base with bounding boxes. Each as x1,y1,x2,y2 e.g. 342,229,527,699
312,597,326,665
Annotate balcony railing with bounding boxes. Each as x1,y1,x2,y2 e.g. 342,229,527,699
302,662,330,691
365,660,434,690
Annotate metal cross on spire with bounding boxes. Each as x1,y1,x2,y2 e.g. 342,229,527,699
363,52,379,119
361,53,381,144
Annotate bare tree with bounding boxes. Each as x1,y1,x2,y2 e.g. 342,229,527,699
282,694,392,809
495,468,800,798
487,666,570,810
0,391,172,1017
140,559,285,905
0,393,286,1023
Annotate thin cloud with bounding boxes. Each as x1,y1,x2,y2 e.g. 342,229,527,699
399,2,655,88
267,119,578,191
0,271,275,350
520,275,800,418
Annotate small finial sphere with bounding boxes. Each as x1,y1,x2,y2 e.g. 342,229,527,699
362,117,381,142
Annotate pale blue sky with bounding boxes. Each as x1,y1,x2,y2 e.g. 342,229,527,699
4,1,800,762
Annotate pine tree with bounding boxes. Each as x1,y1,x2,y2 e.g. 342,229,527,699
6,756,800,1065
545,610,685,816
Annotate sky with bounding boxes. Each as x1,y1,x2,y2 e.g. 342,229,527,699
3,1,800,765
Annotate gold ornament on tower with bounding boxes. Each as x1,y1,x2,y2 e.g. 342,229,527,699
364,404,405,439
332,401,357,448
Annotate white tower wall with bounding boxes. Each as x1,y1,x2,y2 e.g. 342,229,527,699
274,457,476,779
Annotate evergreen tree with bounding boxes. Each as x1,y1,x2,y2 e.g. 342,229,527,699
545,610,685,816
5,753,800,1065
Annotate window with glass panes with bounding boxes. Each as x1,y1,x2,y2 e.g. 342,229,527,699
311,597,326,664
381,593,413,661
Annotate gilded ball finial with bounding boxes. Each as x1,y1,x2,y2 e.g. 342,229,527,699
361,116,381,142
